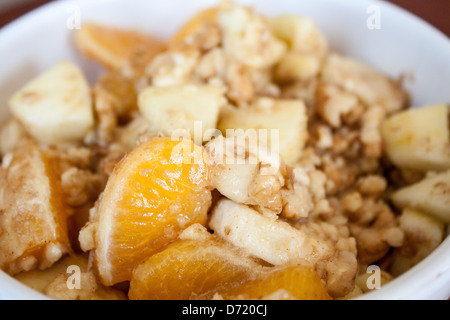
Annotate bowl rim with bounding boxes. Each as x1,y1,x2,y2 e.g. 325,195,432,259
0,269,49,300
0,0,449,300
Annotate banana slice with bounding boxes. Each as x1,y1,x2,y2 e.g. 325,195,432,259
274,52,322,82
269,15,328,82
381,104,450,172
209,199,331,266
269,15,328,56
9,61,94,145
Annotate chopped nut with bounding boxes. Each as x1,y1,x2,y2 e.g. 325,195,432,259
316,82,360,128
341,191,363,213
361,105,386,158
322,53,408,113
93,87,118,148
61,167,103,207
249,173,283,214
225,60,254,105
316,125,333,149
147,46,200,87
358,175,387,195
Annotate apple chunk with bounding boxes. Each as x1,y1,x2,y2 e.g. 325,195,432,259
391,170,450,223
381,104,450,172
390,208,444,276
218,98,307,165
138,85,226,142
9,61,94,145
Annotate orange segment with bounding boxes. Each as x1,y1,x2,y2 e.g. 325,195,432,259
129,231,331,300
94,137,211,285
129,235,261,300
170,6,219,46
222,265,332,300
0,141,70,275
75,23,166,70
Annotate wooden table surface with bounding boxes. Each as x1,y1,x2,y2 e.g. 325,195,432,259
1,0,449,37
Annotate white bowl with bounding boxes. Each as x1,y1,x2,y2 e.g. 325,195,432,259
0,0,449,300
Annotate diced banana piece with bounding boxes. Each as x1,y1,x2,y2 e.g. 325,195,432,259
0,141,70,275
269,15,327,55
218,4,286,68
381,104,450,172
322,53,408,113
218,98,307,165
9,61,94,144
138,85,226,142
390,208,444,276
270,15,327,82
209,199,330,266
274,52,322,82
209,160,259,205
391,170,450,223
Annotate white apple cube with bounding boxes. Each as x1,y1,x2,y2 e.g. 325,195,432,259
390,208,444,276
138,84,226,142
381,104,450,172
218,98,307,165
9,61,94,144
391,170,450,223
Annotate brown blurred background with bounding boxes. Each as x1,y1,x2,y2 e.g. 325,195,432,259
0,0,449,38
